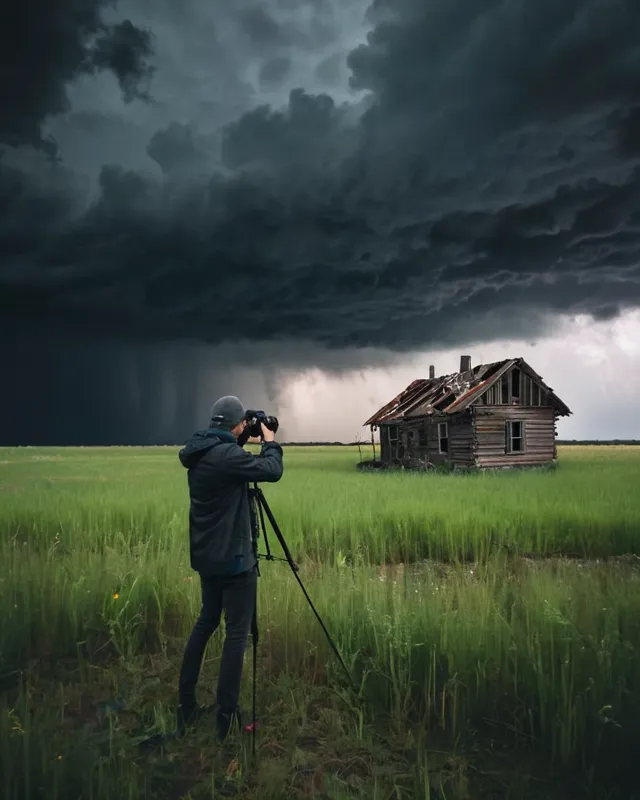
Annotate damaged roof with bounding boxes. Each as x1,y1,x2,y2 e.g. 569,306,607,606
363,358,572,426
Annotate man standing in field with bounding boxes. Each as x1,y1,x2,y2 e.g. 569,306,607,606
177,395,284,742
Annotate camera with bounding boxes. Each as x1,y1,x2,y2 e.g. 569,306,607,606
244,410,279,439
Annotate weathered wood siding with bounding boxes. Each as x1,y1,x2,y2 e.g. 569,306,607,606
378,422,407,465
376,418,434,466
448,412,475,468
379,425,390,463
379,414,474,469
424,419,447,466
400,418,434,466
473,406,556,468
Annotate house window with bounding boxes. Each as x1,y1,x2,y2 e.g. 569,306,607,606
506,420,525,453
438,422,449,454
418,427,427,446
388,425,398,442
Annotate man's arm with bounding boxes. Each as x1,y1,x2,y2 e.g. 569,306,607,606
223,441,284,483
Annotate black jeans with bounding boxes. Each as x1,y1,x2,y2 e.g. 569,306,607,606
179,565,257,713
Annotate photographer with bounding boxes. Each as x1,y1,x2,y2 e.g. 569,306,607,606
176,395,283,742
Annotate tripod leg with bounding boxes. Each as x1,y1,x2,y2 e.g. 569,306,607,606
250,594,258,756
254,488,355,691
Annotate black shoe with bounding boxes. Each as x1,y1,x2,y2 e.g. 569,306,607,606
216,707,243,743
176,702,214,736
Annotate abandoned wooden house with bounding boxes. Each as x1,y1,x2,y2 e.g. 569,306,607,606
363,355,572,470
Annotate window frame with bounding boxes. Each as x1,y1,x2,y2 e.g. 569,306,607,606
505,419,525,454
438,421,449,455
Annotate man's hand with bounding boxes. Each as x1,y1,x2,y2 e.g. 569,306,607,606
260,422,275,442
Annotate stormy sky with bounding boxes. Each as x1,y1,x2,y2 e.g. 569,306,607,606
2,0,640,445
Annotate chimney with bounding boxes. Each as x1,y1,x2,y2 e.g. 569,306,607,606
460,355,471,373
429,365,435,379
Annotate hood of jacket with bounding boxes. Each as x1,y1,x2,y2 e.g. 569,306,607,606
178,427,237,469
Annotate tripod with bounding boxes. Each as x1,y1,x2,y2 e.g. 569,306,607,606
247,482,354,755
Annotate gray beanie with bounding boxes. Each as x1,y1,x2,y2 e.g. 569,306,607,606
209,395,246,430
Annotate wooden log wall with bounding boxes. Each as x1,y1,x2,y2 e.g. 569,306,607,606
377,419,440,467
473,406,556,467
379,425,390,462
400,419,436,466
448,413,475,467
425,420,446,466
379,422,407,465
377,403,559,470
386,414,475,469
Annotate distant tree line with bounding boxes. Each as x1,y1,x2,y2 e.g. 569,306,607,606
555,439,639,446
277,440,640,447
14,439,639,448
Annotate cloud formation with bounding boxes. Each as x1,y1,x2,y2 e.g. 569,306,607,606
1,0,155,156
2,0,639,355
2,0,640,443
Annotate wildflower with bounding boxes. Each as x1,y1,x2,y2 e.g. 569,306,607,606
112,593,119,600
57,755,63,761
9,711,24,735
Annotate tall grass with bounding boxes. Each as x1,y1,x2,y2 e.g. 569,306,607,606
1,445,639,798
1,446,638,563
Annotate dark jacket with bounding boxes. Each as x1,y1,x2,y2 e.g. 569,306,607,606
178,428,284,576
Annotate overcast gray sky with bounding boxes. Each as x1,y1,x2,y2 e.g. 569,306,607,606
279,310,640,442
2,0,639,444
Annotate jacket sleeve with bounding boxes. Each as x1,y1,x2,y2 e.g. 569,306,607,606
223,441,284,483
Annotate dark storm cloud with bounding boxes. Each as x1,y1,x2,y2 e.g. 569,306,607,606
87,19,155,102
1,322,284,446
0,0,155,156
220,89,355,170
239,6,286,48
146,123,214,175
315,53,343,85
259,57,292,89
615,107,640,158
3,0,640,358
0,313,397,445
36,0,362,186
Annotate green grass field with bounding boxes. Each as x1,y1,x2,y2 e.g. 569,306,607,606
1,445,639,799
